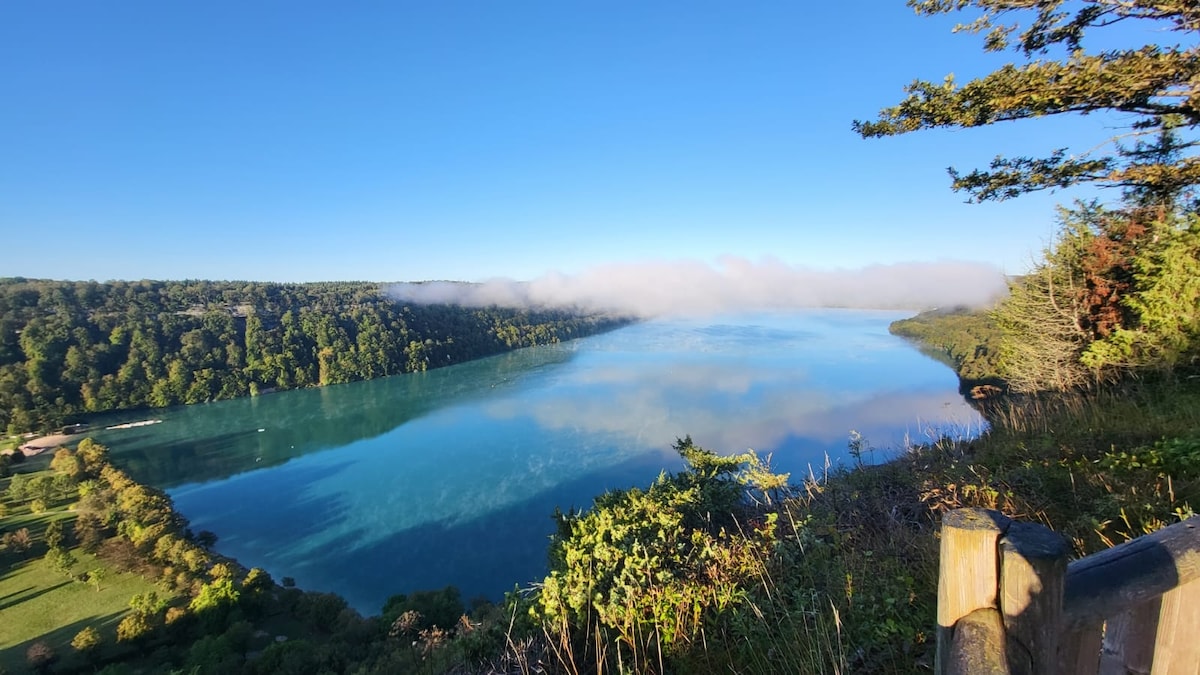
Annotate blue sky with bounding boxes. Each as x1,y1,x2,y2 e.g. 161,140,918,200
0,1,1133,284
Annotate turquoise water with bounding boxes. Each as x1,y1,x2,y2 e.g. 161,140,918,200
93,310,982,614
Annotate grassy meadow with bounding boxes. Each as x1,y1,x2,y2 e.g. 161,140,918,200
0,470,166,673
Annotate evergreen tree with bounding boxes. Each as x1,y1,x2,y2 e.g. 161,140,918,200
861,1,1200,390
856,1,1199,202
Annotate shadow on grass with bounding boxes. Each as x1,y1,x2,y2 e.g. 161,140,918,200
0,609,126,674
0,580,72,612
0,556,38,587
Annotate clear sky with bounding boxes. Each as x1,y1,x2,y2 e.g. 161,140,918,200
0,1,1130,284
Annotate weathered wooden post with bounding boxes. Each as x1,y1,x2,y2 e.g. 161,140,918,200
1000,521,1069,674
938,509,1070,675
1063,516,1200,674
948,608,1009,675
1098,599,1160,675
941,511,1200,675
1149,519,1200,674
1059,621,1104,675
937,508,1010,675
1148,578,1200,674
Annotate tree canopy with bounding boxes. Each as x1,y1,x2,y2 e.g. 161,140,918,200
858,2,1200,391
0,279,630,434
855,0,1199,204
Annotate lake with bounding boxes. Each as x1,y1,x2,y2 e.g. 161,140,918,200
92,310,982,614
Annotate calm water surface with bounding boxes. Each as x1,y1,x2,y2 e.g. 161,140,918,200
93,310,982,614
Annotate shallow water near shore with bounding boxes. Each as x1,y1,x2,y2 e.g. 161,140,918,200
93,309,982,614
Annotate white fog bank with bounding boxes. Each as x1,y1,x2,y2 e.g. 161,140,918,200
386,257,1008,317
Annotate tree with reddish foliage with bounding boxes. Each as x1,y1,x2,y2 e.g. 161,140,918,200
995,198,1200,391
1076,214,1149,341
26,641,56,672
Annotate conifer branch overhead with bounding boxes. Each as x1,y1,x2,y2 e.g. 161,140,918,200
856,1,1200,202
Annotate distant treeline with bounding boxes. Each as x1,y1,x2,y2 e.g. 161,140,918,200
0,278,630,434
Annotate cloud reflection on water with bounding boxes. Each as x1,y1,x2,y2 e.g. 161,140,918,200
484,359,981,469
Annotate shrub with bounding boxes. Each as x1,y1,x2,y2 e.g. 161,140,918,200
71,626,102,656
247,639,318,675
208,562,236,581
44,519,65,550
130,590,169,616
190,577,241,633
50,448,84,480
2,527,32,554
46,547,77,577
533,438,789,669
25,641,56,672
381,586,464,634
185,634,242,673
116,611,156,645
75,512,107,552
297,592,349,634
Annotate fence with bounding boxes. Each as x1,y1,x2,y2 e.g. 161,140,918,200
936,508,1200,675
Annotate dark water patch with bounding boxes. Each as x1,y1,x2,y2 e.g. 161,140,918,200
172,460,357,554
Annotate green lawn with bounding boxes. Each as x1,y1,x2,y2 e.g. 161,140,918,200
2,507,73,541
1,509,165,672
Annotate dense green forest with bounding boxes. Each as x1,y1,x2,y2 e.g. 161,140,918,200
0,278,630,434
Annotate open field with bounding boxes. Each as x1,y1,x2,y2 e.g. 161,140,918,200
0,489,165,672
0,552,159,671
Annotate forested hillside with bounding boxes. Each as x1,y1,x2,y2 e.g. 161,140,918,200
0,279,629,434
888,306,1005,392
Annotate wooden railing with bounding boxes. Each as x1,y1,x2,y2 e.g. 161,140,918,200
936,508,1200,675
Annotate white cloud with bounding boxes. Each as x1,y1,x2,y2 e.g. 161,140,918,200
387,256,1007,316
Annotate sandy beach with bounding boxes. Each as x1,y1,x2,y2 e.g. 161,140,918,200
15,433,82,456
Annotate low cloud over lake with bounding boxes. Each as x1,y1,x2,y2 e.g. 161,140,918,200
387,257,1007,317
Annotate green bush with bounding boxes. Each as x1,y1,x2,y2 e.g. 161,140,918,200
532,438,789,670
70,626,102,657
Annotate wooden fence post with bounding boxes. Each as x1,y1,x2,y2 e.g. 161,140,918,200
1098,598,1160,675
1060,622,1104,675
949,608,1010,675
938,514,1200,675
999,521,1069,675
1149,578,1200,675
937,508,1011,675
